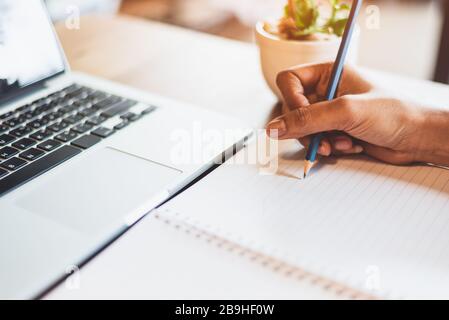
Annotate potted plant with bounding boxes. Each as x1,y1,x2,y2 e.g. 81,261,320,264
256,0,360,98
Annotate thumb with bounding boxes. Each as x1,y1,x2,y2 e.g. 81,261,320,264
266,98,353,139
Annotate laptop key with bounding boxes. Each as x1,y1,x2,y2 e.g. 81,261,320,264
5,117,23,128
64,84,82,95
79,107,97,117
88,91,107,103
30,108,45,118
0,168,7,178
71,134,101,149
37,140,61,152
101,100,137,118
27,119,45,130
57,102,74,114
0,111,15,120
22,110,35,120
86,115,106,126
1,157,27,171
19,148,45,161
91,127,114,138
47,121,69,133
0,146,19,159
0,145,81,197
114,121,129,130
29,130,52,141
0,125,8,133
55,131,78,143
0,134,16,146
66,88,85,99
42,111,60,123
17,104,31,113
120,112,135,120
56,105,71,115
12,138,37,150
10,126,32,138
92,96,122,110
63,114,84,125
38,117,50,126
72,123,93,134
120,112,140,121
141,106,157,115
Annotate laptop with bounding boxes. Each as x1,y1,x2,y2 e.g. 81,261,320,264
0,0,250,298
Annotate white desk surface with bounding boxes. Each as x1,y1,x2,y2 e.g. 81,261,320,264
46,15,449,299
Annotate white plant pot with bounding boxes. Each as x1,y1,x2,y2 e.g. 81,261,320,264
255,21,360,99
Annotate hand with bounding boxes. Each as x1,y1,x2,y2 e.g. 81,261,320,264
266,62,449,166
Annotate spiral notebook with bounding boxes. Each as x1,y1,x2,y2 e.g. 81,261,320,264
158,136,449,299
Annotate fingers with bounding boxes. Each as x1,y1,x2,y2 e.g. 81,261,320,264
276,70,310,110
299,136,332,156
330,135,353,151
299,134,413,165
335,145,364,155
319,139,332,156
276,63,373,111
266,98,351,140
298,133,365,157
319,134,363,156
276,63,332,110
277,62,332,95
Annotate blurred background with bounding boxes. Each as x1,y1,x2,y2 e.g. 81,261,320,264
45,0,449,84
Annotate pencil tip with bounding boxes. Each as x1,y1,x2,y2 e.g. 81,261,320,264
303,160,315,179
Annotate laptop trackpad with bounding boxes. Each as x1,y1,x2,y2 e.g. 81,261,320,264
16,147,181,235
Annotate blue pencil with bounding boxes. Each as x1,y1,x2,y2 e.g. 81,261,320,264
303,0,363,178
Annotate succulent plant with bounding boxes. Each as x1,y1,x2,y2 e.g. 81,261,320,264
277,0,350,40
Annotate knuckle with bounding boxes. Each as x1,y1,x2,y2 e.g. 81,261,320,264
291,107,312,129
337,96,356,117
317,66,333,94
332,96,357,130
276,70,293,89
318,61,335,72
337,96,353,110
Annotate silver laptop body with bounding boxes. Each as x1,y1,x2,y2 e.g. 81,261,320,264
0,0,249,298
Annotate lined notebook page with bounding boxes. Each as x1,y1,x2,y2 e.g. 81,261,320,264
160,137,449,299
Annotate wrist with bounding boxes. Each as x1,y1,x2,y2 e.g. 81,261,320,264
415,108,449,166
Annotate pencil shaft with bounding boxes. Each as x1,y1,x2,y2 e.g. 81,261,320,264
305,0,363,164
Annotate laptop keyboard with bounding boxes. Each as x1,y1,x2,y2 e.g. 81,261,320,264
0,84,156,197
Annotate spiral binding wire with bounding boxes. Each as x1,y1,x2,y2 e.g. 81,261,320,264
154,208,377,300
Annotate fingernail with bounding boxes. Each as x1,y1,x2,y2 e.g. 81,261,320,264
334,139,352,151
267,119,287,138
353,145,364,153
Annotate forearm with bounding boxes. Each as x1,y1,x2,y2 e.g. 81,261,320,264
416,109,449,166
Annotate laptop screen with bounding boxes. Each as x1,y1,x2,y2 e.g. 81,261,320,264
0,0,66,101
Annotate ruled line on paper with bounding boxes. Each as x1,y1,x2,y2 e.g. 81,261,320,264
161,137,449,299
